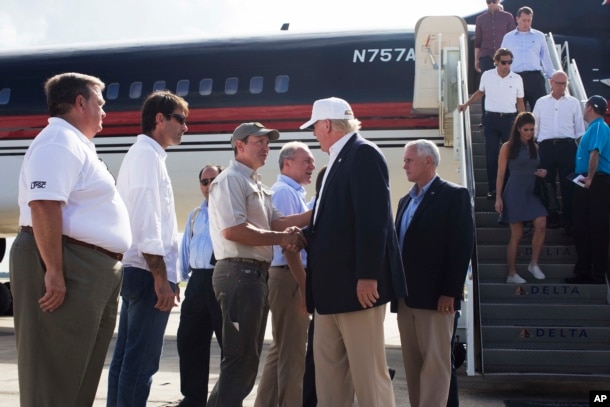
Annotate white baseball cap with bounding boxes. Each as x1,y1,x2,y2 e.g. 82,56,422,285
299,97,355,130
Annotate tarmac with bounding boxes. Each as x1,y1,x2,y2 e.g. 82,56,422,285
0,301,605,406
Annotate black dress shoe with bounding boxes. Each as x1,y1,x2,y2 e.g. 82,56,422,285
565,275,593,284
486,191,496,200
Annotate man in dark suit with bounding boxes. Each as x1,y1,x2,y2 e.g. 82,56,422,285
299,97,407,407
395,139,474,407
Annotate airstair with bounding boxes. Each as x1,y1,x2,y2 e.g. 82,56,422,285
457,33,610,377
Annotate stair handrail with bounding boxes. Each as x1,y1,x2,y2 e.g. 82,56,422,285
546,32,589,105
568,58,588,108
456,32,479,376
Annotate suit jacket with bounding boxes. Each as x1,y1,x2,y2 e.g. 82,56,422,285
395,176,474,311
305,133,407,315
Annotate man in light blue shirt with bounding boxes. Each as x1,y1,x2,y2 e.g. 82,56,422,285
567,96,610,285
255,141,315,407
177,164,223,406
501,6,555,110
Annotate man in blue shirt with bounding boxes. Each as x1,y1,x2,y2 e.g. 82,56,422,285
177,164,223,406
501,6,555,110
566,96,610,285
255,141,314,407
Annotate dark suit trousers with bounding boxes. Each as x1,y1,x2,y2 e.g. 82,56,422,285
572,173,610,281
302,317,317,407
539,139,577,225
177,268,223,406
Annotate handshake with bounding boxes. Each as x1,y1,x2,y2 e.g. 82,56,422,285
280,226,307,252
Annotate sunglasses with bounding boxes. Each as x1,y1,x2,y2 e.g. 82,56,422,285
486,0,499,3
498,60,513,65
166,113,186,125
200,177,215,186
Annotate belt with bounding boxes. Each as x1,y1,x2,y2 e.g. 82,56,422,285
515,70,542,75
223,257,270,269
540,138,575,145
19,225,123,261
486,111,516,118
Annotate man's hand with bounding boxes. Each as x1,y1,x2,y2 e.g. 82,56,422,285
38,268,66,312
280,227,307,252
356,279,379,309
154,278,179,312
437,295,455,314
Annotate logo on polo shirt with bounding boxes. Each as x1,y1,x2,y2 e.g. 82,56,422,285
30,181,46,189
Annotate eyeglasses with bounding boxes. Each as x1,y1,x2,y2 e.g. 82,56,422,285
499,60,513,65
200,177,215,186
166,113,186,125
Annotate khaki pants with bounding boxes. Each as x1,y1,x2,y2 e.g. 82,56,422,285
397,300,455,407
314,304,395,407
255,266,309,407
10,231,123,407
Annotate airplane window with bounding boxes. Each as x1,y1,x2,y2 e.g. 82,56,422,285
225,77,238,95
153,80,166,92
250,77,263,94
199,79,212,96
275,75,289,93
130,82,143,99
176,80,189,96
106,83,119,100
0,88,10,105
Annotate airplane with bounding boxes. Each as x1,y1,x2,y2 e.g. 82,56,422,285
0,0,609,306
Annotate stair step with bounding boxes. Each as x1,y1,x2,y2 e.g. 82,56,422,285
477,263,577,282
482,326,610,350
474,197,495,212
477,244,577,264
476,227,574,245
473,155,487,169
479,283,608,304
480,303,610,326
482,349,610,375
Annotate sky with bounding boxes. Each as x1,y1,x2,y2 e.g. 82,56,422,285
0,0,486,51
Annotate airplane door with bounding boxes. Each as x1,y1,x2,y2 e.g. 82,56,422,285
412,16,468,115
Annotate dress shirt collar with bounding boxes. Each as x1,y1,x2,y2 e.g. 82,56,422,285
409,175,437,200
329,132,355,161
277,174,305,194
230,159,261,183
137,134,167,159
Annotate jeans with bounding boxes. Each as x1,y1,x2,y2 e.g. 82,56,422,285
178,268,223,406
107,267,175,407
207,259,269,407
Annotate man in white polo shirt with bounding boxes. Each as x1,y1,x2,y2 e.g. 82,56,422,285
459,48,525,200
533,70,586,233
11,72,132,406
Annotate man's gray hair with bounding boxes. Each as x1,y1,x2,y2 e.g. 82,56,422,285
278,141,311,170
405,139,440,167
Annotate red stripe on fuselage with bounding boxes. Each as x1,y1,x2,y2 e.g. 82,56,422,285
0,102,437,140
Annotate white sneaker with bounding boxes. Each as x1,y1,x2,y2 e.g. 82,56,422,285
528,264,546,280
506,273,527,284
